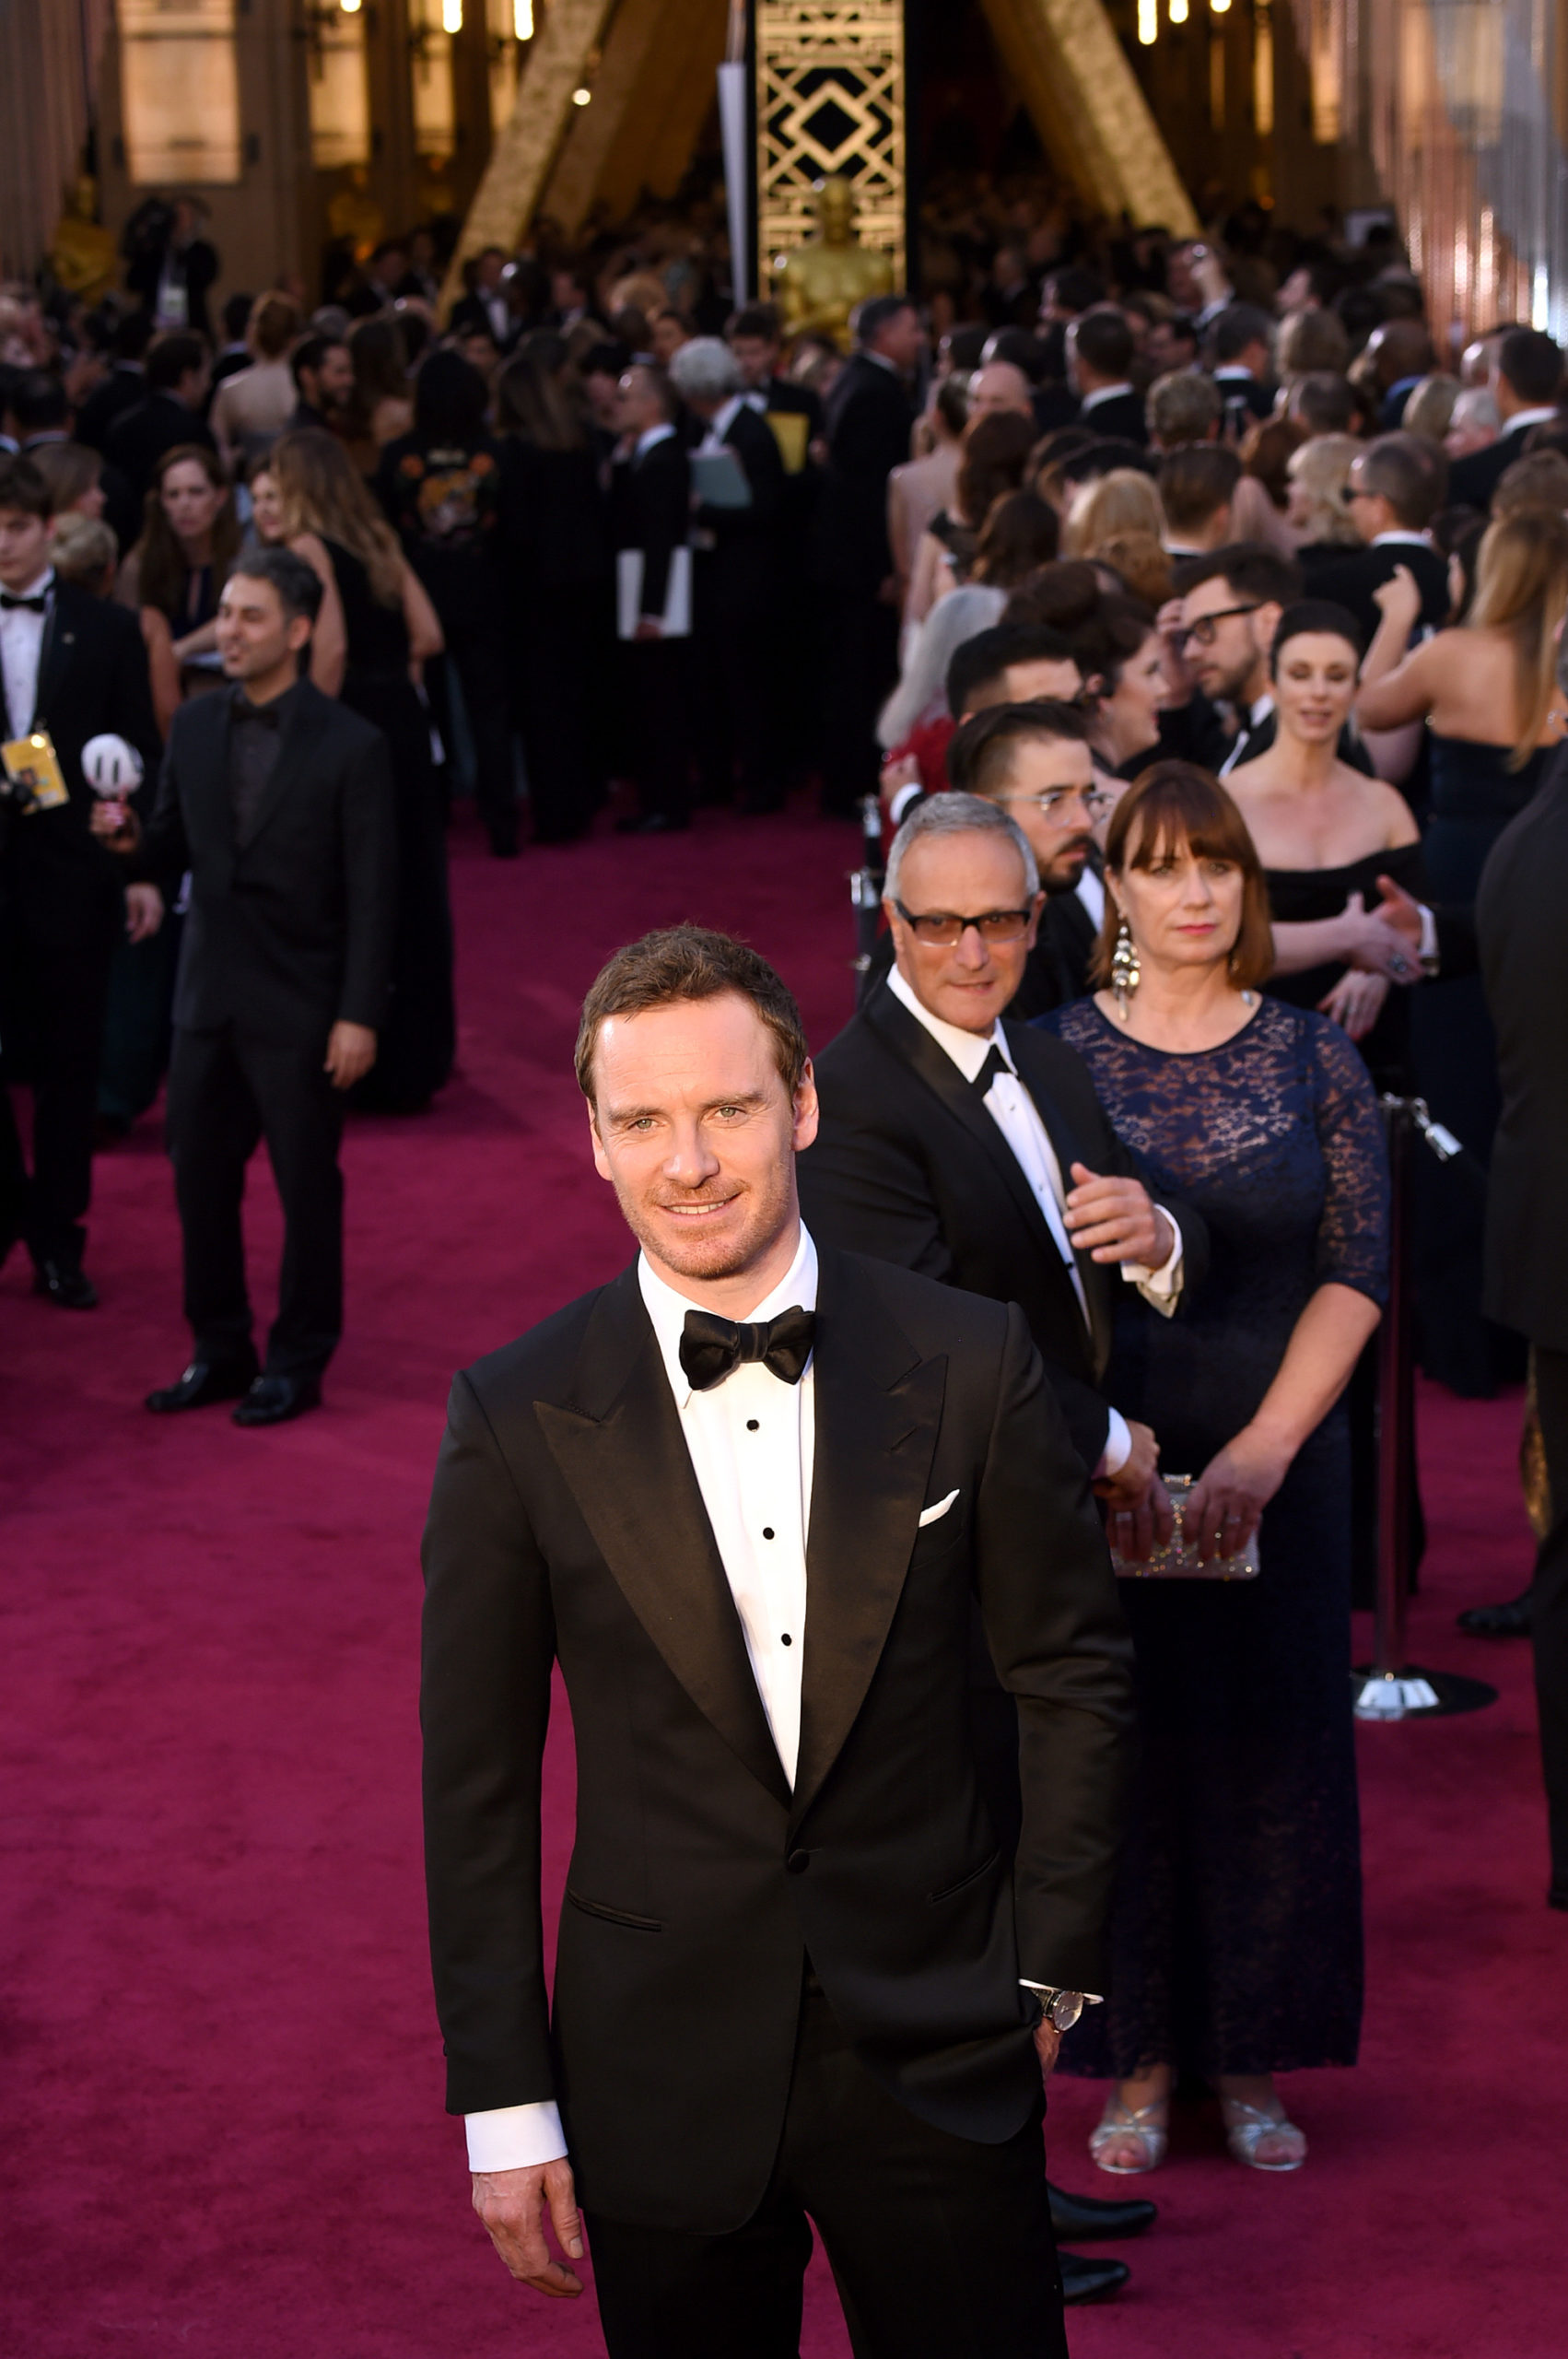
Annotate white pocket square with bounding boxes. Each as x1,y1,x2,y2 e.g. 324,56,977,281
919,1488,960,1528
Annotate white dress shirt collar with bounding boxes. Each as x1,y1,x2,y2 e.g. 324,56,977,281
886,958,1001,1083
638,1223,819,1404
1372,530,1431,549
1079,381,1135,412
1504,405,1557,436
702,393,747,447
634,422,677,460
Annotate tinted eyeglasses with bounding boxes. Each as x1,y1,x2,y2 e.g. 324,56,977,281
892,901,1034,947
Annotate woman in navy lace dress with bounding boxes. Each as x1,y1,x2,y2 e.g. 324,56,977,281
1044,761,1388,2176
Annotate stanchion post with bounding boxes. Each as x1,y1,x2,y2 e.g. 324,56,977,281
849,792,886,1006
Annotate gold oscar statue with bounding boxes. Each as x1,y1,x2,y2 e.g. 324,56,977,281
51,176,117,306
772,175,895,352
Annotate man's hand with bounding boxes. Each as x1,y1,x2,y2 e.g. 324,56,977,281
472,2159,585,2299
1064,1164,1168,1266
879,751,920,816
1333,887,1422,980
1032,2017,1062,2082
1094,1421,1176,1561
1184,1423,1293,1564
633,616,664,642
90,801,142,853
324,1021,377,1089
124,883,164,944
1371,563,1422,638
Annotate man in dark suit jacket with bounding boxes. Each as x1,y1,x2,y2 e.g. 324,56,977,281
75,311,157,453
105,547,395,1426
104,332,216,508
1308,431,1452,647
607,361,694,836
1066,308,1147,448
1472,757,1568,1904
422,922,1135,2352
671,337,788,814
1448,326,1563,511
0,455,162,1303
799,792,1204,1521
814,295,920,816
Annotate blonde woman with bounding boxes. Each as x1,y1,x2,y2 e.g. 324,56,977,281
1284,436,1363,570
1062,467,1164,563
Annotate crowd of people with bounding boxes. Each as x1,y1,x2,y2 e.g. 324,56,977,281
4,181,1568,2346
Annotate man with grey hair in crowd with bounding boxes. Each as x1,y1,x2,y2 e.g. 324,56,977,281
670,334,789,814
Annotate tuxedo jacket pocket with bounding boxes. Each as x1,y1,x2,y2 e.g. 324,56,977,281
918,1487,960,1528
566,1885,662,1933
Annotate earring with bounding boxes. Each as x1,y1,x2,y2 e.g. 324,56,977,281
1110,917,1141,1020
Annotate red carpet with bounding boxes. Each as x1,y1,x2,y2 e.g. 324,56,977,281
4,805,1564,2358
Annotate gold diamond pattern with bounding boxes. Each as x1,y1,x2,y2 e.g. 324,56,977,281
756,1,907,278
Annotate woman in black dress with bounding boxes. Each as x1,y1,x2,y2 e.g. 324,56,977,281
271,428,454,1113
1044,762,1388,2177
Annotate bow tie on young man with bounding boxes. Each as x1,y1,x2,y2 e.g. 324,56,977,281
679,1305,816,1391
0,591,48,614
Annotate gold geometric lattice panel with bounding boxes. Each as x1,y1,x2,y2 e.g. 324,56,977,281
756,2,907,280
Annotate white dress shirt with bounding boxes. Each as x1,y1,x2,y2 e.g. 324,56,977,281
465,1229,820,2176
1075,864,1106,933
885,966,1181,1476
1218,690,1275,780
0,564,53,737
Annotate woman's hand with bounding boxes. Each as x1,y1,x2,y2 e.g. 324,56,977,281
1370,564,1422,637
1184,1426,1295,1564
1317,968,1389,1039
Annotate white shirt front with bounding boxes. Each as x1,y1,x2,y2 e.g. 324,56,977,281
0,565,53,737
696,394,747,454
1218,689,1274,780
465,1227,820,2176
1075,865,1106,933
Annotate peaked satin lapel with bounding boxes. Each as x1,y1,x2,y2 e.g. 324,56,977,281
867,990,1064,1264
239,685,330,851
1005,1024,1114,1379
791,1249,946,1826
535,1265,792,1810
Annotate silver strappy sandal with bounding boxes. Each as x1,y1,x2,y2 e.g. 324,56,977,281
1220,2095,1307,2172
1088,2095,1168,2175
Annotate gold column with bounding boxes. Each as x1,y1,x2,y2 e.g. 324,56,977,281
980,0,1199,235
541,0,673,237
755,0,907,286
440,0,616,309
591,0,726,217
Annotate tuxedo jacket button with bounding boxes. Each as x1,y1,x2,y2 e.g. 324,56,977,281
787,1848,810,1874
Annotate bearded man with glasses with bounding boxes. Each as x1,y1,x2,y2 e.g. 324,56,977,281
1164,543,1300,777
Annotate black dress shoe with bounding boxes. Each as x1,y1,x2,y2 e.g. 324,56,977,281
1059,2250,1130,2303
232,1374,322,1427
32,1258,99,1309
1047,2177,1156,2241
146,1356,260,1414
1457,1590,1532,1637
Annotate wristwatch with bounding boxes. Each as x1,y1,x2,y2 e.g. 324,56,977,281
1031,1987,1098,2033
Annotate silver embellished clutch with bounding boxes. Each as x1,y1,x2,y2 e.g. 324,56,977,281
1109,1473,1259,1581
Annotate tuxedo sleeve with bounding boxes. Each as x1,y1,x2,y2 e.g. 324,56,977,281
797,1102,954,1282
422,1371,559,2115
336,728,397,1030
1433,904,1479,979
135,734,191,889
975,1307,1135,1992
638,452,690,617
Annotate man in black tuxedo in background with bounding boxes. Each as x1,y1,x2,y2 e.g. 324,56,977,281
726,300,825,445
608,361,694,837
104,331,216,508
75,309,156,453
0,455,161,1304
1448,325,1563,512
726,301,825,785
815,293,920,817
800,793,1203,1520
1309,432,1451,647
1205,302,1277,427
422,924,1135,2353
99,547,395,1426
287,334,354,436
669,337,788,816
1065,308,1147,448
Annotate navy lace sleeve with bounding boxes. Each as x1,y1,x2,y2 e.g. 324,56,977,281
1308,1016,1391,1306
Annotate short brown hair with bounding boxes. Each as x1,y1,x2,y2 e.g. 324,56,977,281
0,452,52,520
1094,760,1273,991
1159,443,1242,537
575,926,809,1102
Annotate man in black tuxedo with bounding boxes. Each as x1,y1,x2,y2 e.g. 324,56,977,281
75,310,156,453
608,362,694,836
1065,308,1146,448
727,301,825,445
102,548,395,1426
448,248,521,356
1205,302,1276,427
1309,432,1451,646
815,294,920,816
669,337,787,815
422,923,1135,2353
287,334,354,435
1167,543,1375,779
727,302,825,783
1448,325,1563,511
0,455,161,1304
104,332,216,508
799,792,1203,1528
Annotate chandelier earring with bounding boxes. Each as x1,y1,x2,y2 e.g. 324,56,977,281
1109,913,1141,1021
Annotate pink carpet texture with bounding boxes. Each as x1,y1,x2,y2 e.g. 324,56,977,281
4,805,1565,2357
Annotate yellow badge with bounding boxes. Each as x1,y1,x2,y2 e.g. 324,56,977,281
3,729,68,812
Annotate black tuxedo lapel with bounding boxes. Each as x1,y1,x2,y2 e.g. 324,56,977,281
1005,1026,1114,1379
239,682,331,850
792,1249,945,1825
30,588,80,734
536,1265,792,1809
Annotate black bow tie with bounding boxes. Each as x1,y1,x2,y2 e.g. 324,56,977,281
0,592,47,613
974,1045,1012,1094
679,1305,816,1391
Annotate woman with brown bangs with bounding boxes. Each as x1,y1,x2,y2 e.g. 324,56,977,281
1043,760,1389,2181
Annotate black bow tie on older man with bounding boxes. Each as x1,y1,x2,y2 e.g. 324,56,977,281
679,1305,816,1391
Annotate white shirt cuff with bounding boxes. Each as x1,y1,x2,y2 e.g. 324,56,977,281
1417,902,1438,968
1096,1408,1132,1478
889,780,922,825
1020,1979,1105,2001
1119,1209,1183,1317
465,2101,568,2172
